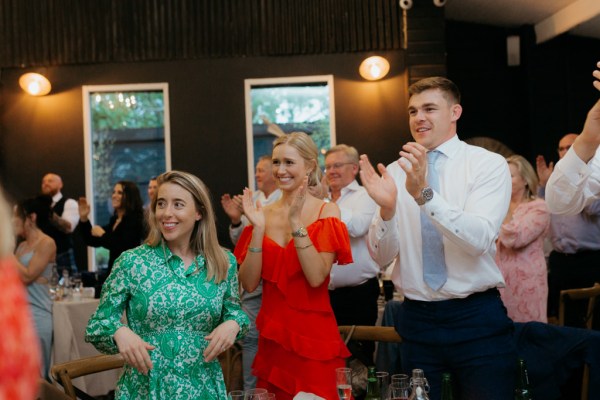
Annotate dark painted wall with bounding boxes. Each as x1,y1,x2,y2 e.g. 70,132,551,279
446,21,600,165
0,51,409,249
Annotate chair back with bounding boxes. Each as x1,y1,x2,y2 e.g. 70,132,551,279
557,282,600,400
338,325,402,343
37,379,71,400
50,354,124,400
558,282,600,329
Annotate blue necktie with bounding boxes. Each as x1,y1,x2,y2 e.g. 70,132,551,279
421,150,447,291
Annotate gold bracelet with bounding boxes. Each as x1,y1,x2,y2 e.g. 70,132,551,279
248,247,262,253
295,243,313,250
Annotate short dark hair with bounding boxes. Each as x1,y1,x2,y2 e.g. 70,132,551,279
408,76,461,105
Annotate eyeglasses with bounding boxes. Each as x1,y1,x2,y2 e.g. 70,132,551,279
324,162,355,171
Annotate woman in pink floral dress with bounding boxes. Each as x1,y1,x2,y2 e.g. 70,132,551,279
496,155,550,322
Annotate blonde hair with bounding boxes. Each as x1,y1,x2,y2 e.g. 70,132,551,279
0,186,14,257
506,155,538,201
273,132,323,186
325,144,359,164
146,171,229,283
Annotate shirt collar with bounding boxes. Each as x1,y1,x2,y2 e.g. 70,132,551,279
52,192,63,204
432,134,460,160
340,179,361,195
155,241,206,277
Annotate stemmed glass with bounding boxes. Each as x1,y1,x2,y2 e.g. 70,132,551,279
245,388,268,400
335,367,352,400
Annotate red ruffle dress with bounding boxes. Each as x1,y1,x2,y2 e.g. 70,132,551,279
235,217,352,400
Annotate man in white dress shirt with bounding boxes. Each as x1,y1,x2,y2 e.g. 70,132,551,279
324,144,379,365
546,61,600,215
221,155,281,391
359,77,515,399
41,173,79,273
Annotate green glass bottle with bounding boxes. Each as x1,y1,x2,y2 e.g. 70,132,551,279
514,358,533,400
440,373,454,400
365,366,381,400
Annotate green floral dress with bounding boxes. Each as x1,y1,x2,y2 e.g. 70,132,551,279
85,244,249,400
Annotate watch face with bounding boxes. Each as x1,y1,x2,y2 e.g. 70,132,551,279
422,187,434,201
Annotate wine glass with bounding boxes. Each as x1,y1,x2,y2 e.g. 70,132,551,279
228,390,245,400
335,367,352,400
244,388,268,400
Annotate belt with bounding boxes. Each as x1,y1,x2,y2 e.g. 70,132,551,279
404,287,500,304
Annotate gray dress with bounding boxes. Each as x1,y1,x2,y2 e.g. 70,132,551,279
19,252,53,378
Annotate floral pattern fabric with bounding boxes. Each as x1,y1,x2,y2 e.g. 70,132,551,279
85,244,249,400
496,199,550,322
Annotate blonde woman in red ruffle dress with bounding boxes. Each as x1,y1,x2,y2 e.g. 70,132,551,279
235,132,352,400
496,155,550,323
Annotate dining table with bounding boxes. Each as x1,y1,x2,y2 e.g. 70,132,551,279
52,297,121,397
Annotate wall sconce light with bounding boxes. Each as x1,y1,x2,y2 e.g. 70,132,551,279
359,56,390,81
19,72,52,96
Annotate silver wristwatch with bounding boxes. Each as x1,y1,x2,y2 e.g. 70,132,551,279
415,187,434,206
291,226,308,237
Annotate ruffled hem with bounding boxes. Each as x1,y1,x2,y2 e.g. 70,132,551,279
252,338,346,400
257,312,350,361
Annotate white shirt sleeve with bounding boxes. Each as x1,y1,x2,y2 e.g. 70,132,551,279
339,189,377,238
546,147,600,215
62,198,80,233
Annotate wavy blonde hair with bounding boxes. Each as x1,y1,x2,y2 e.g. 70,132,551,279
506,154,538,201
146,171,228,283
273,132,323,186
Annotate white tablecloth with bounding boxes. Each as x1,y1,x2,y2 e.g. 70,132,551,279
52,298,121,396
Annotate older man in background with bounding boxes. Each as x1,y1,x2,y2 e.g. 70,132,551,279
324,144,380,365
41,173,79,273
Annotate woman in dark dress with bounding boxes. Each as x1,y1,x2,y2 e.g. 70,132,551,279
78,181,145,272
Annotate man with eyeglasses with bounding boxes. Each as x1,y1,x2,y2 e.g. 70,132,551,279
323,144,380,366
543,61,600,327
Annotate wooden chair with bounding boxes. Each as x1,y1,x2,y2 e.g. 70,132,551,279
557,282,600,400
339,325,402,343
219,342,243,392
50,354,124,400
37,379,71,400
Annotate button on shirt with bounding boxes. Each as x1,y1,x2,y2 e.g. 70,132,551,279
367,135,511,301
546,146,600,215
329,180,379,290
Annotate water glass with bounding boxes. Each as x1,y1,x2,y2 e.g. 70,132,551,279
390,374,410,400
245,388,268,400
335,367,352,400
228,390,245,400
376,371,390,399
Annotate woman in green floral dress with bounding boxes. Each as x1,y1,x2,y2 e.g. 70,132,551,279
86,171,249,399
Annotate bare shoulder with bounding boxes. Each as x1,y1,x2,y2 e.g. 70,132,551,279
319,200,340,219
40,235,57,252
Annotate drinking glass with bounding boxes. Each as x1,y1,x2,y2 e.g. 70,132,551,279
244,388,268,400
228,391,245,400
335,367,352,400
390,374,410,400
377,371,390,400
